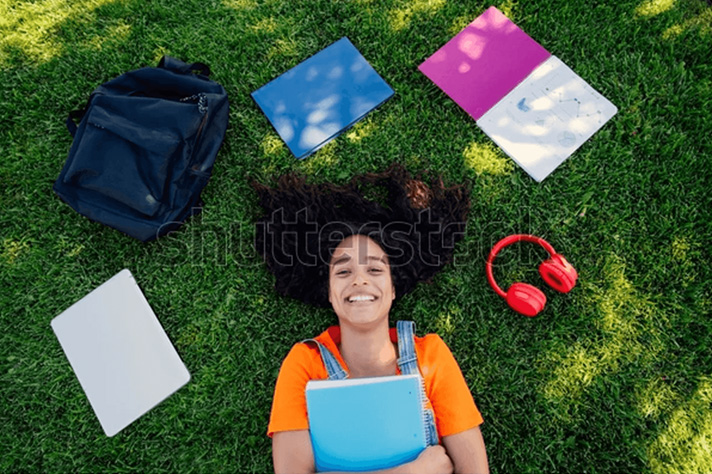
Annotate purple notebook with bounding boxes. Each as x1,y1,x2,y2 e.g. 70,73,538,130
419,6,618,182
418,6,550,120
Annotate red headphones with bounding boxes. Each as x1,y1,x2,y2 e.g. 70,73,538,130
486,234,578,317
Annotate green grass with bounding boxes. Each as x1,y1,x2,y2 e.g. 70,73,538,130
1,0,711,472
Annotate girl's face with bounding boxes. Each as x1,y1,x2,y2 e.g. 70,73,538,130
328,234,395,329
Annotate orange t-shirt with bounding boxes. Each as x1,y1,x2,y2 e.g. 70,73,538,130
267,326,483,438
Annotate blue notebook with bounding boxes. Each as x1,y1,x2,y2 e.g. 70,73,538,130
251,37,395,159
306,374,428,472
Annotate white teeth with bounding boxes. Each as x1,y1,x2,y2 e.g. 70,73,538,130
348,295,375,302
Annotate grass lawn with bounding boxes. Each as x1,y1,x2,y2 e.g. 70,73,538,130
1,0,711,472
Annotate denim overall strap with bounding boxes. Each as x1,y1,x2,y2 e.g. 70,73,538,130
302,339,348,380
396,321,419,375
395,321,439,446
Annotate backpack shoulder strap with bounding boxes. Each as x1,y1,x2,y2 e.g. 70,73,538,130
158,56,211,77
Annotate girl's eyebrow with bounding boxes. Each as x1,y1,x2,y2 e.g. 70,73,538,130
331,255,388,267
331,255,352,267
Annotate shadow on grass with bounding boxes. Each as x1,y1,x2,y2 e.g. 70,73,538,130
2,1,711,473
536,249,712,471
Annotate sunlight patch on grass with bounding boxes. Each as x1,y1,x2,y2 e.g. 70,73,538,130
87,22,131,51
446,3,514,36
1,238,30,265
66,244,85,258
543,344,601,401
444,0,515,38
539,255,664,421
670,234,701,287
434,305,461,338
663,8,712,39
221,0,258,10
0,0,114,63
671,235,692,261
462,141,513,176
647,376,712,474
389,0,446,32
593,255,664,347
494,1,516,19
636,377,679,419
597,257,647,338
447,14,477,36
260,133,285,156
54,236,87,259
635,0,676,17
267,38,299,59
345,120,377,143
250,17,279,34
296,141,340,174
539,331,645,420
152,46,171,63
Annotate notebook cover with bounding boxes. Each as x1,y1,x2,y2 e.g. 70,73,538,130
51,269,190,436
476,55,618,182
306,374,426,472
252,37,394,159
418,6,551,120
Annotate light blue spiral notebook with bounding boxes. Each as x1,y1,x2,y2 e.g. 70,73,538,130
306,374,427,472
251,37,394,159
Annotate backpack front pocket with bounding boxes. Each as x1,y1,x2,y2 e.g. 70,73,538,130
62,94,206,217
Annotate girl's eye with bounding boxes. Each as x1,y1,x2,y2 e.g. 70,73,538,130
336,269,350,275
369,268,383,273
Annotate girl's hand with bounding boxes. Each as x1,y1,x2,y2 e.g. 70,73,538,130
405,446,453,474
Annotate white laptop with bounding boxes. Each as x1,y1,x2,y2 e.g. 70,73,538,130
51,269,190,436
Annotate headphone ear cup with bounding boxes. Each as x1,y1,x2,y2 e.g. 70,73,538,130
506,282,546,317
539,254,578,293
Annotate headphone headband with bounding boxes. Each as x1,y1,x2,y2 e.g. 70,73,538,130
485,234,557,297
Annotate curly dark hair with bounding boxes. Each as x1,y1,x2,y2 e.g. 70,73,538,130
253,164,470,308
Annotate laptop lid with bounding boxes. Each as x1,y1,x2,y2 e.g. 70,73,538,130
51,269,190,436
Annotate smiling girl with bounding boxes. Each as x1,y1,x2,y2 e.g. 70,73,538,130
254,165,489,474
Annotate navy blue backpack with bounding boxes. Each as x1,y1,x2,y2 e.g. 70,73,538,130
54,56,229,242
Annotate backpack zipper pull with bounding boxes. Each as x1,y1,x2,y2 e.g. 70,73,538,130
179,93,207,114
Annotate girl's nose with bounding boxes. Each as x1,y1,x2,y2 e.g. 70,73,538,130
352,271,369,286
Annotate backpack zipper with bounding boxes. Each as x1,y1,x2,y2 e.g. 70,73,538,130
180,93,210,173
